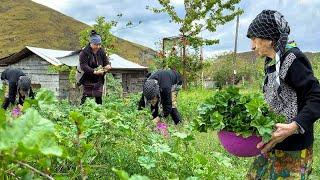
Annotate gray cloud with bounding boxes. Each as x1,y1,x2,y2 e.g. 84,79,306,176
32,0,320,57
204,0,320,56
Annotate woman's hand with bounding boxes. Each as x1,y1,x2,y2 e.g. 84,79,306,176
257,122,299,153
153,116,161,124
17,104,23,111
103,65,112,72
94,69,105,75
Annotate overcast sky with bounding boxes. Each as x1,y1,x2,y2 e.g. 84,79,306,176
32,0,320,57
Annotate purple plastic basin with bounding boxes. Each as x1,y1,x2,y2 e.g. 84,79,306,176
217,130,262,157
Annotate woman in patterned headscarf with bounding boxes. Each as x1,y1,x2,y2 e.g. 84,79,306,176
1,68,34,110
246,10,320,179
142,69,182,125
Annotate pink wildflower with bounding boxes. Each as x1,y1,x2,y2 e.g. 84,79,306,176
11,107,21,118
155,122,169,138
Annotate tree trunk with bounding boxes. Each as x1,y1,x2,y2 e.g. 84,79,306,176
182,40,187,89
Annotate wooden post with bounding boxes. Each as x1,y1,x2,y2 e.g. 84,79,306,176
200,45,204,89
233,14,240,86
162,38,166,68
181,34,187,89
242,76,245,86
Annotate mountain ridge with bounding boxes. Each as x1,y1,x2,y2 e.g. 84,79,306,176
0,0,155,66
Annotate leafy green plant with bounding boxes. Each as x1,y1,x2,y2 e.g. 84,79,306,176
0,96,62,178
0,87,318,179
105,73,123,98
112,168,150,180
194,87,285,141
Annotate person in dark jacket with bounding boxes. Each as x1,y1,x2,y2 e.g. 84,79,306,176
1,68,34,110
141,69,182,125
79,30,111,104
246,10,320,179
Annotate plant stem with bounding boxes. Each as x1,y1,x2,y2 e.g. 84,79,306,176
75,122,87,180
15,160,54,180
89,164,109,169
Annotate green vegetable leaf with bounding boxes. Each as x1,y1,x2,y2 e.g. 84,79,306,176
0,108,62,156
129,175,150,180
245,96,265,117
197,87,284,139
210,111,225,131
138,156,156,170
112,168,130,180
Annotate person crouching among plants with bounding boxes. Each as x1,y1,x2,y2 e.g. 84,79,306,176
246,10,320,179
142,69,182,125
1,68,34,110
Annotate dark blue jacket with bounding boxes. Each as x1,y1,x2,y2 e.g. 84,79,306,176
1,68,34,109
148,70,182,118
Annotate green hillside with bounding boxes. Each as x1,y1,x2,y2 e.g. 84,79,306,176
0,0,155,65
216,51,320,63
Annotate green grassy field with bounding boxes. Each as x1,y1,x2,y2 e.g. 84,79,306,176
0,86,319,179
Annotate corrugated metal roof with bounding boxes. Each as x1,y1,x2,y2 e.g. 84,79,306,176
109,54,147,69
59,54,147,70
58,55,78,66
25,46,147,70
26,46,73,66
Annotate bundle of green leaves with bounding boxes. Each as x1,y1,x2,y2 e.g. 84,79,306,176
194,87,285,141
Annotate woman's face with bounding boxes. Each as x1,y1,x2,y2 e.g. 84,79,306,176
251,37,275,58
90,43,101,53
19,89,28,97
150,96,158,106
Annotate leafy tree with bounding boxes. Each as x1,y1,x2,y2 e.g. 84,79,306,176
79,16,117,53
79,15,142,53
148,0,242,47
148,0,243,88
153,53,204,87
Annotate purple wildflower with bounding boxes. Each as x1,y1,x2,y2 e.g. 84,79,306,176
155,122,169,138
11,107,21,117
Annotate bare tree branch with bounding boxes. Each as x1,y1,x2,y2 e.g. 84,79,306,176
15,161,54,180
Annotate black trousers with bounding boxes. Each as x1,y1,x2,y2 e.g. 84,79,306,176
1,97,10,110
152,107,181,125
170,108,181,125
81,96,102,105
1,96,26,110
